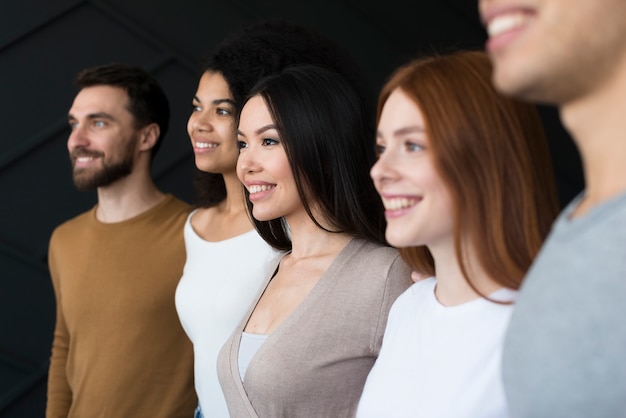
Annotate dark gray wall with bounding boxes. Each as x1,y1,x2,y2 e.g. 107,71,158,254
0,0,583,416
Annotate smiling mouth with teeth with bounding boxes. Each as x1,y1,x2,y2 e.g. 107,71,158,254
384,197,419,211
72,151,102,165
248,184,275,194
72,154,101,171
487,12,532,37
195,142,218,149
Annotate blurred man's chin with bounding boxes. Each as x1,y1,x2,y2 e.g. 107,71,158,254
73,175,99,191
72,170,130,191
71,159,134,191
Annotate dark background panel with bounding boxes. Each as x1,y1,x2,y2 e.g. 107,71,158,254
0,0,583,416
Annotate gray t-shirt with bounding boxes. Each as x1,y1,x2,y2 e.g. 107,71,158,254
503,191,626,418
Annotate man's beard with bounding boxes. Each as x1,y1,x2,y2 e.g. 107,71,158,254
71,136,137,191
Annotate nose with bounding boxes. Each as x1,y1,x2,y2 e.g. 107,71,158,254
67,124,89,151
236,144,260,180
370,149,397,188
188,110,213,135
478,0,491,21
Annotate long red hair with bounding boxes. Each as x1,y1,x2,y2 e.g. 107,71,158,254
378,51,559,293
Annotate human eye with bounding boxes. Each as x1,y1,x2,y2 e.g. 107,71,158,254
237,140,248,150
406,141,425,152
217,107,232,116
190,97,202,112
191,100,202,112
374,142,386,158
262,137,279,146
93,120,106,128
69,120,78,130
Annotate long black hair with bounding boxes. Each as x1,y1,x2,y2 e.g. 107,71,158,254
240,65,385,251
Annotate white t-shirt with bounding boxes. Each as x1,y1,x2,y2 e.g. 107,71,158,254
175,209,279,417
357,277,516,418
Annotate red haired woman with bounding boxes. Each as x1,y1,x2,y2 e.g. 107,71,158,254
357,50,559,417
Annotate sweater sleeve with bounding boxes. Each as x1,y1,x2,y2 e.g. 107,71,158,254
372,253,412,353
46,231,73,418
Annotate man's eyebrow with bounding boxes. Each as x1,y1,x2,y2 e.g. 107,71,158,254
68,112,115,122
86,112,115,120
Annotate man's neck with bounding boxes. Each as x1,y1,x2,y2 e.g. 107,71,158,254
95,171,166,223
560,67,626,217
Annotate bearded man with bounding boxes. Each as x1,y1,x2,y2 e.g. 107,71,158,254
46,63,196,418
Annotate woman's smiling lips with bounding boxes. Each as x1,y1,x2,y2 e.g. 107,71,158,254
193,139,219,153
381,194,421,218
245,182,276,202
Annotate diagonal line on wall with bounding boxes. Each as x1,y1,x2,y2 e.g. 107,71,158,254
0,120,68,173
0,1,82,52
0,360,49,413
89,0,198,73
0,0,200,175
0,239,48,273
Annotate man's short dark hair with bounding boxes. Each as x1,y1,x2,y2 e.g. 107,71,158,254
75,63,170,158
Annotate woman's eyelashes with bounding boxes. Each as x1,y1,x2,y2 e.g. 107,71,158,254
191,99,202,113
375,139,425,155
375,143,386,157
216,107,232,116
237,134,280,151
190,102,233,116
406,141,425,152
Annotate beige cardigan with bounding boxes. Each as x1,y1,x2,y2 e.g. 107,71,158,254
217,238,413,417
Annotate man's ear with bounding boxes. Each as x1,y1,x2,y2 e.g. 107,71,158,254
138,123,160,152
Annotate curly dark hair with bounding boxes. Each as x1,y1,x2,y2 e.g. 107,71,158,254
192,19,373,208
